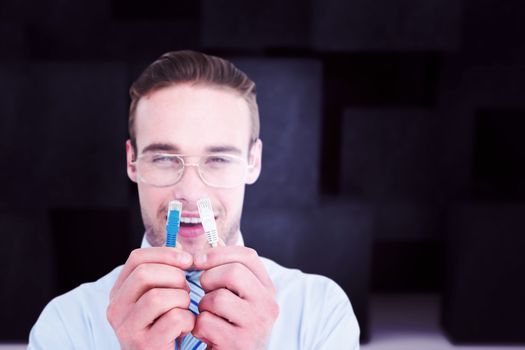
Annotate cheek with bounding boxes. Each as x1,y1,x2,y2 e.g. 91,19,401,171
137,186,168,216
219,187,245,217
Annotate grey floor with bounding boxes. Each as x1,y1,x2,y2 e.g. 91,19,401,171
2,294,524,349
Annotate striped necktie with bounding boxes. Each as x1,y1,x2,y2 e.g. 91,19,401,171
177,270,207,350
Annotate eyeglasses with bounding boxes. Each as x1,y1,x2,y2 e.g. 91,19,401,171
131,153,253,188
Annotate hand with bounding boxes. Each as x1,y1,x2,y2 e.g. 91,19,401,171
106,247,195,350
192,246,279,350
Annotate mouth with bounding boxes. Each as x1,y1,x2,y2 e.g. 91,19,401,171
164,212,218,239
180,216,203,224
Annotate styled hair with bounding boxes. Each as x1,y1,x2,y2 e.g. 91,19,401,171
128,50,259,154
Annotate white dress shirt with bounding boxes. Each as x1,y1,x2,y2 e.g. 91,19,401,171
28,234,360,349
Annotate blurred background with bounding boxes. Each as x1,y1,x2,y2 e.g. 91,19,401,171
1,0,525,348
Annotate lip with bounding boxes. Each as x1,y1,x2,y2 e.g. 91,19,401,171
180,211,200,218
164,211,200,221
178,222,205,238
176,215,219,239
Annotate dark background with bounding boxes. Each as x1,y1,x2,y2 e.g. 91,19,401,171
1,0,525,344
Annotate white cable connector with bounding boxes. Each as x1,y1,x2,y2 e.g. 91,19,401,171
197,198,219,248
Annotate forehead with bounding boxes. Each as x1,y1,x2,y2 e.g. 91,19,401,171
134,84,251,155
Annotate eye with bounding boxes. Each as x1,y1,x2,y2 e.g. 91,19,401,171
150,154,181,167
152,155,170,163
204,155,232,166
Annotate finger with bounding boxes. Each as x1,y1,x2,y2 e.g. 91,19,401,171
148,308,196,344
124,288,191,331
113,263,189,309
193,310,235,347
198,288,250,326
111,247,192,298
200,263,263,300
193,246,273,288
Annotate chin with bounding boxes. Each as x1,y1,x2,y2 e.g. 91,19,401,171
145,228,165,247
179,236,208,251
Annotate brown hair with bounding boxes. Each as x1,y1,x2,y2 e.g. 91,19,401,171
128,50,259,154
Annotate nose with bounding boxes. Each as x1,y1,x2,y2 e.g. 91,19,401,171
171,163,208,204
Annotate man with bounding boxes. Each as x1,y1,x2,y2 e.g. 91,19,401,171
28,50,359,349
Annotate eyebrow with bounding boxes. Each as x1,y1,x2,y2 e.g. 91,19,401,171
141,143,180,154
205,145,242,155
140,143,242,155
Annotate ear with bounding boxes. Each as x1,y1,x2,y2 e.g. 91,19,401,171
246,139,262,185
126,139,138,183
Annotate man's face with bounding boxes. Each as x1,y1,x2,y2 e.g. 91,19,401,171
126,84,262,255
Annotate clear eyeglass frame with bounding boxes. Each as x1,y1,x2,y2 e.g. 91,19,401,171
131,153,254,189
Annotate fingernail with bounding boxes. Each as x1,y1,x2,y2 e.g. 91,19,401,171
194,252,207,265
178,252,192,265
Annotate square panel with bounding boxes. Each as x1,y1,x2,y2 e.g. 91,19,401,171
233,58,323,208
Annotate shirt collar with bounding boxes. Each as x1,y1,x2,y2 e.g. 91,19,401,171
140,231,245,248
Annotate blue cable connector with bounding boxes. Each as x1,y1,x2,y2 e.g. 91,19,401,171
166,200,182,248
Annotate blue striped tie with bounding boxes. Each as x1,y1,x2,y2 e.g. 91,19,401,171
176,270,207,350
